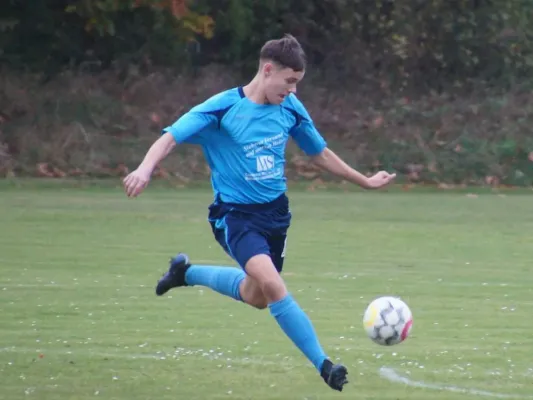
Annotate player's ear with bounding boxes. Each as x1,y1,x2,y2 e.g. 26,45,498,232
263,62,274,78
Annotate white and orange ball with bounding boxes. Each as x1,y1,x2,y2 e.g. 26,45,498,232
363,296,413,346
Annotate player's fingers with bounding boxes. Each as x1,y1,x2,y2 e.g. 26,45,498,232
132,179,147,197
123,174,135,191
126,177,140,197
126,184,134,197
124,182,132,196
134,179,145,196
132,183,143,197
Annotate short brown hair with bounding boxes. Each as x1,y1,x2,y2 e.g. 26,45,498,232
259,34,306,72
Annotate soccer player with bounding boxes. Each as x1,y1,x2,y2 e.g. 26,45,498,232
123,34,395,392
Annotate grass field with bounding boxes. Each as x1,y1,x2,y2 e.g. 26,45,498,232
1,181,533,400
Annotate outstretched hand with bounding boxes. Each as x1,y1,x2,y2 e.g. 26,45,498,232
366,171,396,189
123,167,152,197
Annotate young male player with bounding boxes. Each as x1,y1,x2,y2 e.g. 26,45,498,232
123,34,396,392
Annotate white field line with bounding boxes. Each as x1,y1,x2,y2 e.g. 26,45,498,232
380,367,531,399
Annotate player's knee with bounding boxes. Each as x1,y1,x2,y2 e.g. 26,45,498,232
240,276,268,310
244,284,276,309
245,254,287,303
249,299,268,310
260,278,287,303
244,285,268,310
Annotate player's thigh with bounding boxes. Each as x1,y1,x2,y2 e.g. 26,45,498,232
267,233,288,273
220,212,271,268
210,212,272,264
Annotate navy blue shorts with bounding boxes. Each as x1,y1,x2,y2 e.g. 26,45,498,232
208,194,291,272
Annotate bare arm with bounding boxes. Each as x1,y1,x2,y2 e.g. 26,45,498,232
123,132,176,197
311,148,370,187
310,148,396,189
137,132,176,173
122,99,218,197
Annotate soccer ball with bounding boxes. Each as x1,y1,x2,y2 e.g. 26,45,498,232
363,296,413,346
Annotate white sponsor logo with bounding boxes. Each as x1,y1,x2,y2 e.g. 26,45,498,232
256,155,275,172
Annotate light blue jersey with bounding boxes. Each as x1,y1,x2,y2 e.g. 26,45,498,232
163,87,326,204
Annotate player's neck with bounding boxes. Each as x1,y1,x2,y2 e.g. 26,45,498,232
242,78,268,105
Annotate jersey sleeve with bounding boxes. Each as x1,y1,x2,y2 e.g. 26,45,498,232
286,95,327,156
162,89,239,144
162,105,217,145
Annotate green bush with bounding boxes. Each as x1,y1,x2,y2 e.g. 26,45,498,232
2,0,533,89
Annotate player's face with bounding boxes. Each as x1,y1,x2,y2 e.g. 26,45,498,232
263,63,305,104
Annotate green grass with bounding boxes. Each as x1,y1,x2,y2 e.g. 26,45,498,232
1,182,533,399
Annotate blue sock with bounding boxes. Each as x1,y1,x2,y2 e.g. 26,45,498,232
269,294,328,372
185,265,245,301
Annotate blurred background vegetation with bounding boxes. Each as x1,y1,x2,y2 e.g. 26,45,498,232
2,0,533,186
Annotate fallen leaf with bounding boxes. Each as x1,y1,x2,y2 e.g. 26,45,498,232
36,163,54,178
372,115,384,128
52,167,66,178
150,112,161,124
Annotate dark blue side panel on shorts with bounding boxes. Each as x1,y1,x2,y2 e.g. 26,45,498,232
208,194,291,272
